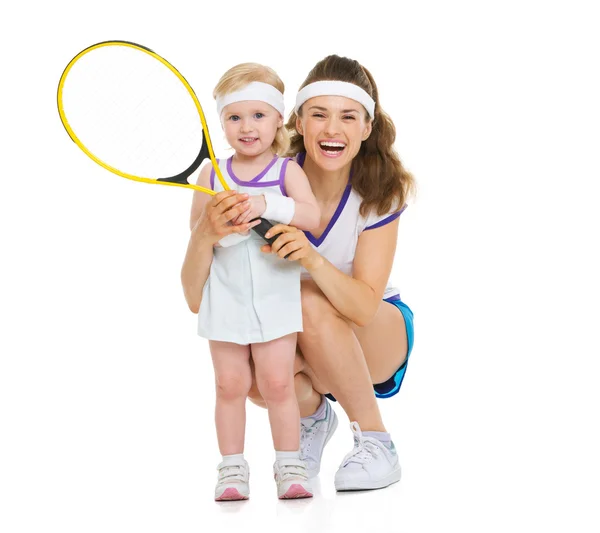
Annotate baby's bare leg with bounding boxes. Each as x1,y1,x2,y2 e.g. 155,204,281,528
209,340,252,455
251,333,299,450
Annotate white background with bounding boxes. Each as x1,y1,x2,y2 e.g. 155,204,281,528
1,1,599,532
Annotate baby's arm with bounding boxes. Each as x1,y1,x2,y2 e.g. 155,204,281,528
231,161,320,230
278,160,320,231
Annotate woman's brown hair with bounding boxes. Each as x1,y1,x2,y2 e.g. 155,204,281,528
286,55,415,216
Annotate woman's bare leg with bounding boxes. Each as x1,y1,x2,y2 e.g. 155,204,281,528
248,280,409,429
296,280,385,431
349,302,408,385
293,371,323,417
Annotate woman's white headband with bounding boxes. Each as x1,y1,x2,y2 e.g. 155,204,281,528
295,81,376,118
216,82,285,117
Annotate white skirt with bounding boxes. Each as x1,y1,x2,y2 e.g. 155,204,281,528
197,232,303,344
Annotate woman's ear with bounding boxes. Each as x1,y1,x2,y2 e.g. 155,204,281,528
362,119,373,141
295,115,303,135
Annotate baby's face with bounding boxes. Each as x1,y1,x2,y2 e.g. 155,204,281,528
221,100,283,157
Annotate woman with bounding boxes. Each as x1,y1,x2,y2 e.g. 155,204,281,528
181,55,415,492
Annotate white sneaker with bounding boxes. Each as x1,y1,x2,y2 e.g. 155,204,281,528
214,456,250,501
300,397,338,478
273,459,313,499
334,421,401,491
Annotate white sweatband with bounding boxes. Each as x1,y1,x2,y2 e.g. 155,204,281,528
263,193,295,225
216,82,285,117
295,80,375,118
217,232,251,248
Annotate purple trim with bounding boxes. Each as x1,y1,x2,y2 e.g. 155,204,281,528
304,181,352,247
210,162,217,190
226,155,279,187
364,204,407,231
297,151,353,247
384,294,401,302
279,158,291,197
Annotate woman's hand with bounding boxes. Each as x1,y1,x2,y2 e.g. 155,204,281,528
231,194,266,226
261,224,324,271
193,191,260,244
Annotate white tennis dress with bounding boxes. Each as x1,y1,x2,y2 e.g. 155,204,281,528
197,156,302,345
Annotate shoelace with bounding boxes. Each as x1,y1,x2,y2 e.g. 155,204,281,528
275,459,309,482
340,421,383,467
300,419,317,453
217,463,247,484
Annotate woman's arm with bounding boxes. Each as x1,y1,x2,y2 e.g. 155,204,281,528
264,219,399,326
189,164,214,230
181,223,216,314
181,165,259,313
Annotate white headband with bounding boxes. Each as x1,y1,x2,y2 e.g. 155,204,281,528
295,81,376,118
216,81,285,117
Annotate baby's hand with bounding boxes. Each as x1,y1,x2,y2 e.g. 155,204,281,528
231,194,266,225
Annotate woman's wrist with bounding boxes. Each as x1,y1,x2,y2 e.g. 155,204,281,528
191,222,218,248
301,249,325,272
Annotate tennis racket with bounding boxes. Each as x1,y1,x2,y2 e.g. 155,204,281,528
57,40,277,244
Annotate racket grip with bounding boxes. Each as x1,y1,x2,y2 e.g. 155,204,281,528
251,218,292,259
251,218,277,245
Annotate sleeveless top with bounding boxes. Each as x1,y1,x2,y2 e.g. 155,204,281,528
197,156,303,344
296,153,404,300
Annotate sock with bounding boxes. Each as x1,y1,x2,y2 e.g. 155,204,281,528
363,431,390,442
363,431,396,452
275,450,301,461
302,395,326,420
221,453,245,464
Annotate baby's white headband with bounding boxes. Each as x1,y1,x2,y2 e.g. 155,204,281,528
295,80,376,119
216,81,285,117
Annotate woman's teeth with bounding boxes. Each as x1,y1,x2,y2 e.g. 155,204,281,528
319,141,346,154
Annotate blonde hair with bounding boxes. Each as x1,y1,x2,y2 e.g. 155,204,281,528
213,63,290,156
286,55,416,217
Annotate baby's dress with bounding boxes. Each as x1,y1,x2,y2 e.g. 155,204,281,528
197,156,302,344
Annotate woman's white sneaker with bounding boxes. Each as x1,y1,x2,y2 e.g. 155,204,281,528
273,459,313,499
334,421,401,491
214,456,250,501
300,398,338,478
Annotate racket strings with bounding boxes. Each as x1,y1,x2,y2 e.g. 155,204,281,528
61,45,204,180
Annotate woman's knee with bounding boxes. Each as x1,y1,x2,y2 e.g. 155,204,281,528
247,375,266,407
255,373,294,403
301,279,342,331
248,355,308,407
294,371,317,402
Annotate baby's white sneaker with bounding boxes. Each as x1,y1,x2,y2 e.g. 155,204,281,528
273,456,313,499
214,455,250,501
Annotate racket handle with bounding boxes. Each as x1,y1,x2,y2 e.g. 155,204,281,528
251,218,292,259
251,218,276,245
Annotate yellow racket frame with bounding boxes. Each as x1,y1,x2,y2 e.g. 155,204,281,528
57,40,228,195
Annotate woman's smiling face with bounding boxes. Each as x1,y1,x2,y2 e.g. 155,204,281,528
296,95,372,171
